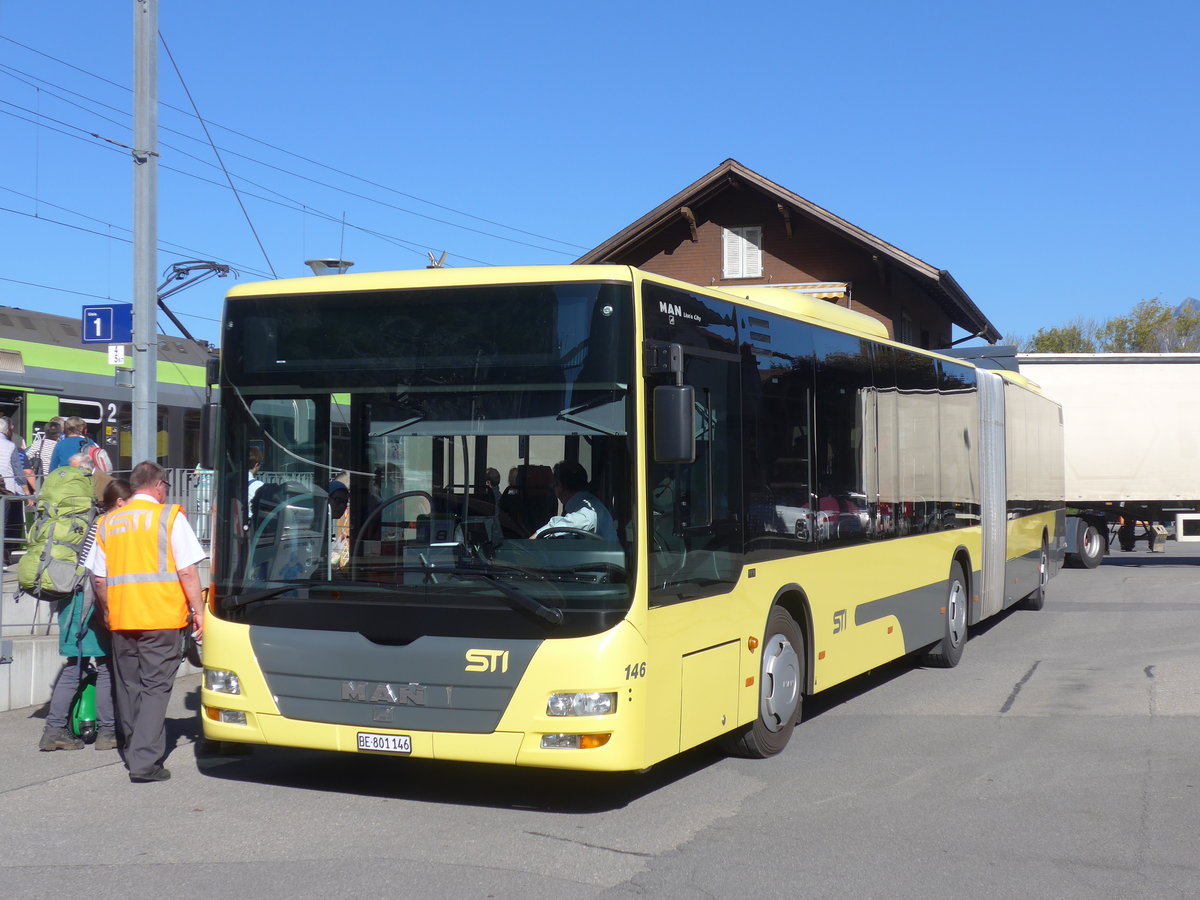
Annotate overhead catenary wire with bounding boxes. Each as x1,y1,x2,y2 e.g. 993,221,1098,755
0,35,590,253
0,274,221,327
0,30,600,338
0,184,276,278
2,66,577,259
158,33,277,279
0,104,490,267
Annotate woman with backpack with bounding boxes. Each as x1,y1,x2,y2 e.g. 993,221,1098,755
46,417,111,476
38,477,132,752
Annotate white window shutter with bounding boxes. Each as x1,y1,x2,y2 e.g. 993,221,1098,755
722,226,763,278
743,226,763,277
722,227,741,278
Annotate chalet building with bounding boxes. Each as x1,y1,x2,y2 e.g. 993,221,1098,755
576,159,1000,349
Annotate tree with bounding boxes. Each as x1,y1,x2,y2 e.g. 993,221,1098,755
1025,318,1098,352
1095,298,1200,352
1017,299,1200,353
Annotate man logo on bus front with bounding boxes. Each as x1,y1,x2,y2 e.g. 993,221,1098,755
340,681,427,706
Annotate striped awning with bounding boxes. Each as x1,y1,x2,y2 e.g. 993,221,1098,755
770,282,849,300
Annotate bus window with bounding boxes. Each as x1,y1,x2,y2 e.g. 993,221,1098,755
742,314,816,554
647,349,742,603
813,330,873,546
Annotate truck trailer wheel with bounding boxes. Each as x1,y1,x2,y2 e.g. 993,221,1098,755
1073,524,1105,569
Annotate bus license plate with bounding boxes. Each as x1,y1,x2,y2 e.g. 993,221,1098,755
357,732,412,754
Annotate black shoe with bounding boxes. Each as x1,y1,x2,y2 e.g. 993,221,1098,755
129,766,171,783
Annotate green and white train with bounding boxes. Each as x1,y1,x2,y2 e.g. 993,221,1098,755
0,305,212,471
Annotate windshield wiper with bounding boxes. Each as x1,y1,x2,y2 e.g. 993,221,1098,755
223,582,308,611
226,568,564,625
401,560,562,625
464,570,564,625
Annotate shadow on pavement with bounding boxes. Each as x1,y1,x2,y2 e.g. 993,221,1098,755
195,736,728,813
1099,553,1200,567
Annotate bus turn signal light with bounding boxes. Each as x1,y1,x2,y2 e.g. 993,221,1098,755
541,733,612,750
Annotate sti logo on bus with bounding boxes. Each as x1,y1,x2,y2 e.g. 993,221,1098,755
465,649,509,673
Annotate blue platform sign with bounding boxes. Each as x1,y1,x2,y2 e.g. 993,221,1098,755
81,304,133,344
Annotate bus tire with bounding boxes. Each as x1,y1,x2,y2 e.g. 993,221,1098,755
921,561,968,668
1023,539,1048,611
724,606,804,759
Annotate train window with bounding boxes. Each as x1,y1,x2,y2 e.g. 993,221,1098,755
182,409,201,469
59,399,104,434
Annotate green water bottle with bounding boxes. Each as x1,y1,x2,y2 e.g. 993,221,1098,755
69,665,98,743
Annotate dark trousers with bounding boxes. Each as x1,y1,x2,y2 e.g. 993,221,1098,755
110,628,182,776
47,657,116,730
2,494,23,564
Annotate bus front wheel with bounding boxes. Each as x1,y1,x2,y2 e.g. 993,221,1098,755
724,606,804,759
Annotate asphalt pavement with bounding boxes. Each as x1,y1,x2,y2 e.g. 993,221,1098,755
2,539,1198,899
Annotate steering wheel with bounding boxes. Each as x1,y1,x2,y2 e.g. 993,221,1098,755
535,526,607,541
351,490,434,559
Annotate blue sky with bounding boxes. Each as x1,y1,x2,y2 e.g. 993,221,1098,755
1,0,1195,348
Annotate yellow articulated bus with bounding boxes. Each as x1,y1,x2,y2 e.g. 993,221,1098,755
200,265,1064,770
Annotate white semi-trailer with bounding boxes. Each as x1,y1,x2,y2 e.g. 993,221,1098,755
1017,353,1200,566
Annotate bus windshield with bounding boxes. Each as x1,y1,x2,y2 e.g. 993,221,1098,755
213,280,635,641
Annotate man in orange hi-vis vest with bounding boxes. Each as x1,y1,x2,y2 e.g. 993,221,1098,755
86,460,207,783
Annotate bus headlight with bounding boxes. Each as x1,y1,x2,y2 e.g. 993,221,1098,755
546,692,616,717
204,668,241,695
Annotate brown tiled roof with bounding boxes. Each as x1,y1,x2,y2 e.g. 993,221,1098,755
576,159,1000,343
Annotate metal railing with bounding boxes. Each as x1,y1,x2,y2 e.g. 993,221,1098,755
2,468,215,566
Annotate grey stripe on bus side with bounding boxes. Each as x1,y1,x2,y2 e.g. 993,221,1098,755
854,574,965,653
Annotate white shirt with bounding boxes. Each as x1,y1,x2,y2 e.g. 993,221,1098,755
534,490,618,541
0,433,23,494
84,492,208,577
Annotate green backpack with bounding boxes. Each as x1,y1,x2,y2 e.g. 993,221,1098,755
18,467,97,601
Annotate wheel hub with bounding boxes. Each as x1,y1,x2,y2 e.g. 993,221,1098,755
947,579,966,646
760,632,801,732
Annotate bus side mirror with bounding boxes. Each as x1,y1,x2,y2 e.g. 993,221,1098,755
199,402,217,470
653,385,695,464
199,356,220,470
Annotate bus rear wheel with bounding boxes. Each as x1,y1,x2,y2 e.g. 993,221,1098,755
724,606,804,759
1023,539,1049,611
921,561,968,668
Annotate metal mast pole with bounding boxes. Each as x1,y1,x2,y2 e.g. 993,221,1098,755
132,0,158,465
